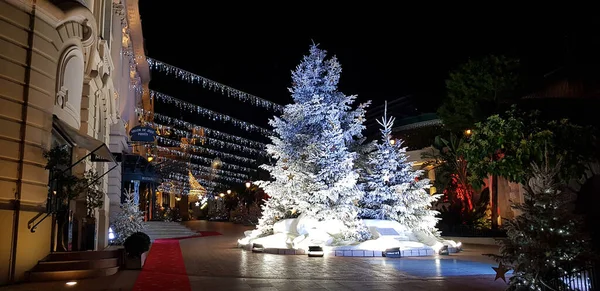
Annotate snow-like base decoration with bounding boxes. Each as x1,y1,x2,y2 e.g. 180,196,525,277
238,215,461,257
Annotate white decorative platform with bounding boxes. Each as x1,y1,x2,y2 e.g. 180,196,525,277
238,216,461,257
240,243,459,258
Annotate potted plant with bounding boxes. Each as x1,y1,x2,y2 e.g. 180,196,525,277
82,170,104,250
44,146,84,251
123,232,151,269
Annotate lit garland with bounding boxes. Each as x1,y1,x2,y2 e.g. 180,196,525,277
156,135,256,164
168,170,245,185
136,108,266,149
186,166,247,184
168,174,222,189
160,178,216,195
166,172,234,188
149,90,271,136
151,145,257,173
147,121,266,156
155,156,250,180
147,58,284,112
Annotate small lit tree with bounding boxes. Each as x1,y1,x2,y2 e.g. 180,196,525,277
111,188,145,244
490,155,593,290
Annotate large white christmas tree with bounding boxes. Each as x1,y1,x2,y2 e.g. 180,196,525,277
256,44,370,241
360,102,441,232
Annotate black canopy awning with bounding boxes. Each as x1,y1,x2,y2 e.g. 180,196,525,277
53,115,116,164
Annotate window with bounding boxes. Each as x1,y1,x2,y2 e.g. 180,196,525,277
102,0,112,44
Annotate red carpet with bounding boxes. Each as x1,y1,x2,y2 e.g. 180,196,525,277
132,238,190,291
132,231,222,291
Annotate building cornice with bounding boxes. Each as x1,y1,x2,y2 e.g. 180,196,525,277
123,0,149,85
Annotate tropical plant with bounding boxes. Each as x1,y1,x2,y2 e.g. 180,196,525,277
462,106,597,229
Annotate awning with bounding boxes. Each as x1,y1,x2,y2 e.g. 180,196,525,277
53,115,116,164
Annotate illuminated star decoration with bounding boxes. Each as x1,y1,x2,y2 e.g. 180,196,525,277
492,262,510,283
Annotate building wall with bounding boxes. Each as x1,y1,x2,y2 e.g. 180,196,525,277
0,0,94,283
106,0,149,225
0,0,146,284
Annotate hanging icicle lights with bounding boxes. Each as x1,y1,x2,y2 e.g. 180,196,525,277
147,58,284,112
154,156,249,180
156,135,256,164
151,122,266,156
136,111,267,156
149,90,272,136
149,145,257,173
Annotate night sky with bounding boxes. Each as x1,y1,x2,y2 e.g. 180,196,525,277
138,5,599,141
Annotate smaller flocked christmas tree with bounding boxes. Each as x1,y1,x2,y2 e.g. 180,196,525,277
490,155,593,291
360,102,440,232
111,188,145,244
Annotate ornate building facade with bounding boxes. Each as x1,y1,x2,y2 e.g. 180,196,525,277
0,0,149,284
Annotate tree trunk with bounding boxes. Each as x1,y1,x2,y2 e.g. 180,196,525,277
491,174,499,230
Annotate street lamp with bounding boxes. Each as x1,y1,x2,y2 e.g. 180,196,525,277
245,182,251,188
219,193,225,198
465,129,472,136
227,189,231,195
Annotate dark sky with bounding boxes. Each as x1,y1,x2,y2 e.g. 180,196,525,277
137,5,599,139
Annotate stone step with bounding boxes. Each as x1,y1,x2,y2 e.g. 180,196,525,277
143,228,195,232
148,234,198,240
142,222,198,241
144,231,196,234
143,229,196,233
33,258,119,272
144,228,195,232
28,267,119,282
45,250,122,262
148,233,198,239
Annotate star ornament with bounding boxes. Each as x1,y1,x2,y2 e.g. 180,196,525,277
287,173,294,180
492,262,510,283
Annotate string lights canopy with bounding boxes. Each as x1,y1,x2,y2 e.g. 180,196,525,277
154,156,250,180
149,90,272,136
156,135,256,164
147,58,284,112
136,109,267,150
151,145,257,173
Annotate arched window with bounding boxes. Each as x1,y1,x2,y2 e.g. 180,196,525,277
55,46,84,129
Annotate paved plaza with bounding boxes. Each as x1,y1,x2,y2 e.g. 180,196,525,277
0,221,510,290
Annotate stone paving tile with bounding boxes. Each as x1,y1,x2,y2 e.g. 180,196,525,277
0,270,140,291
180,221,508,290
0,222,508,291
